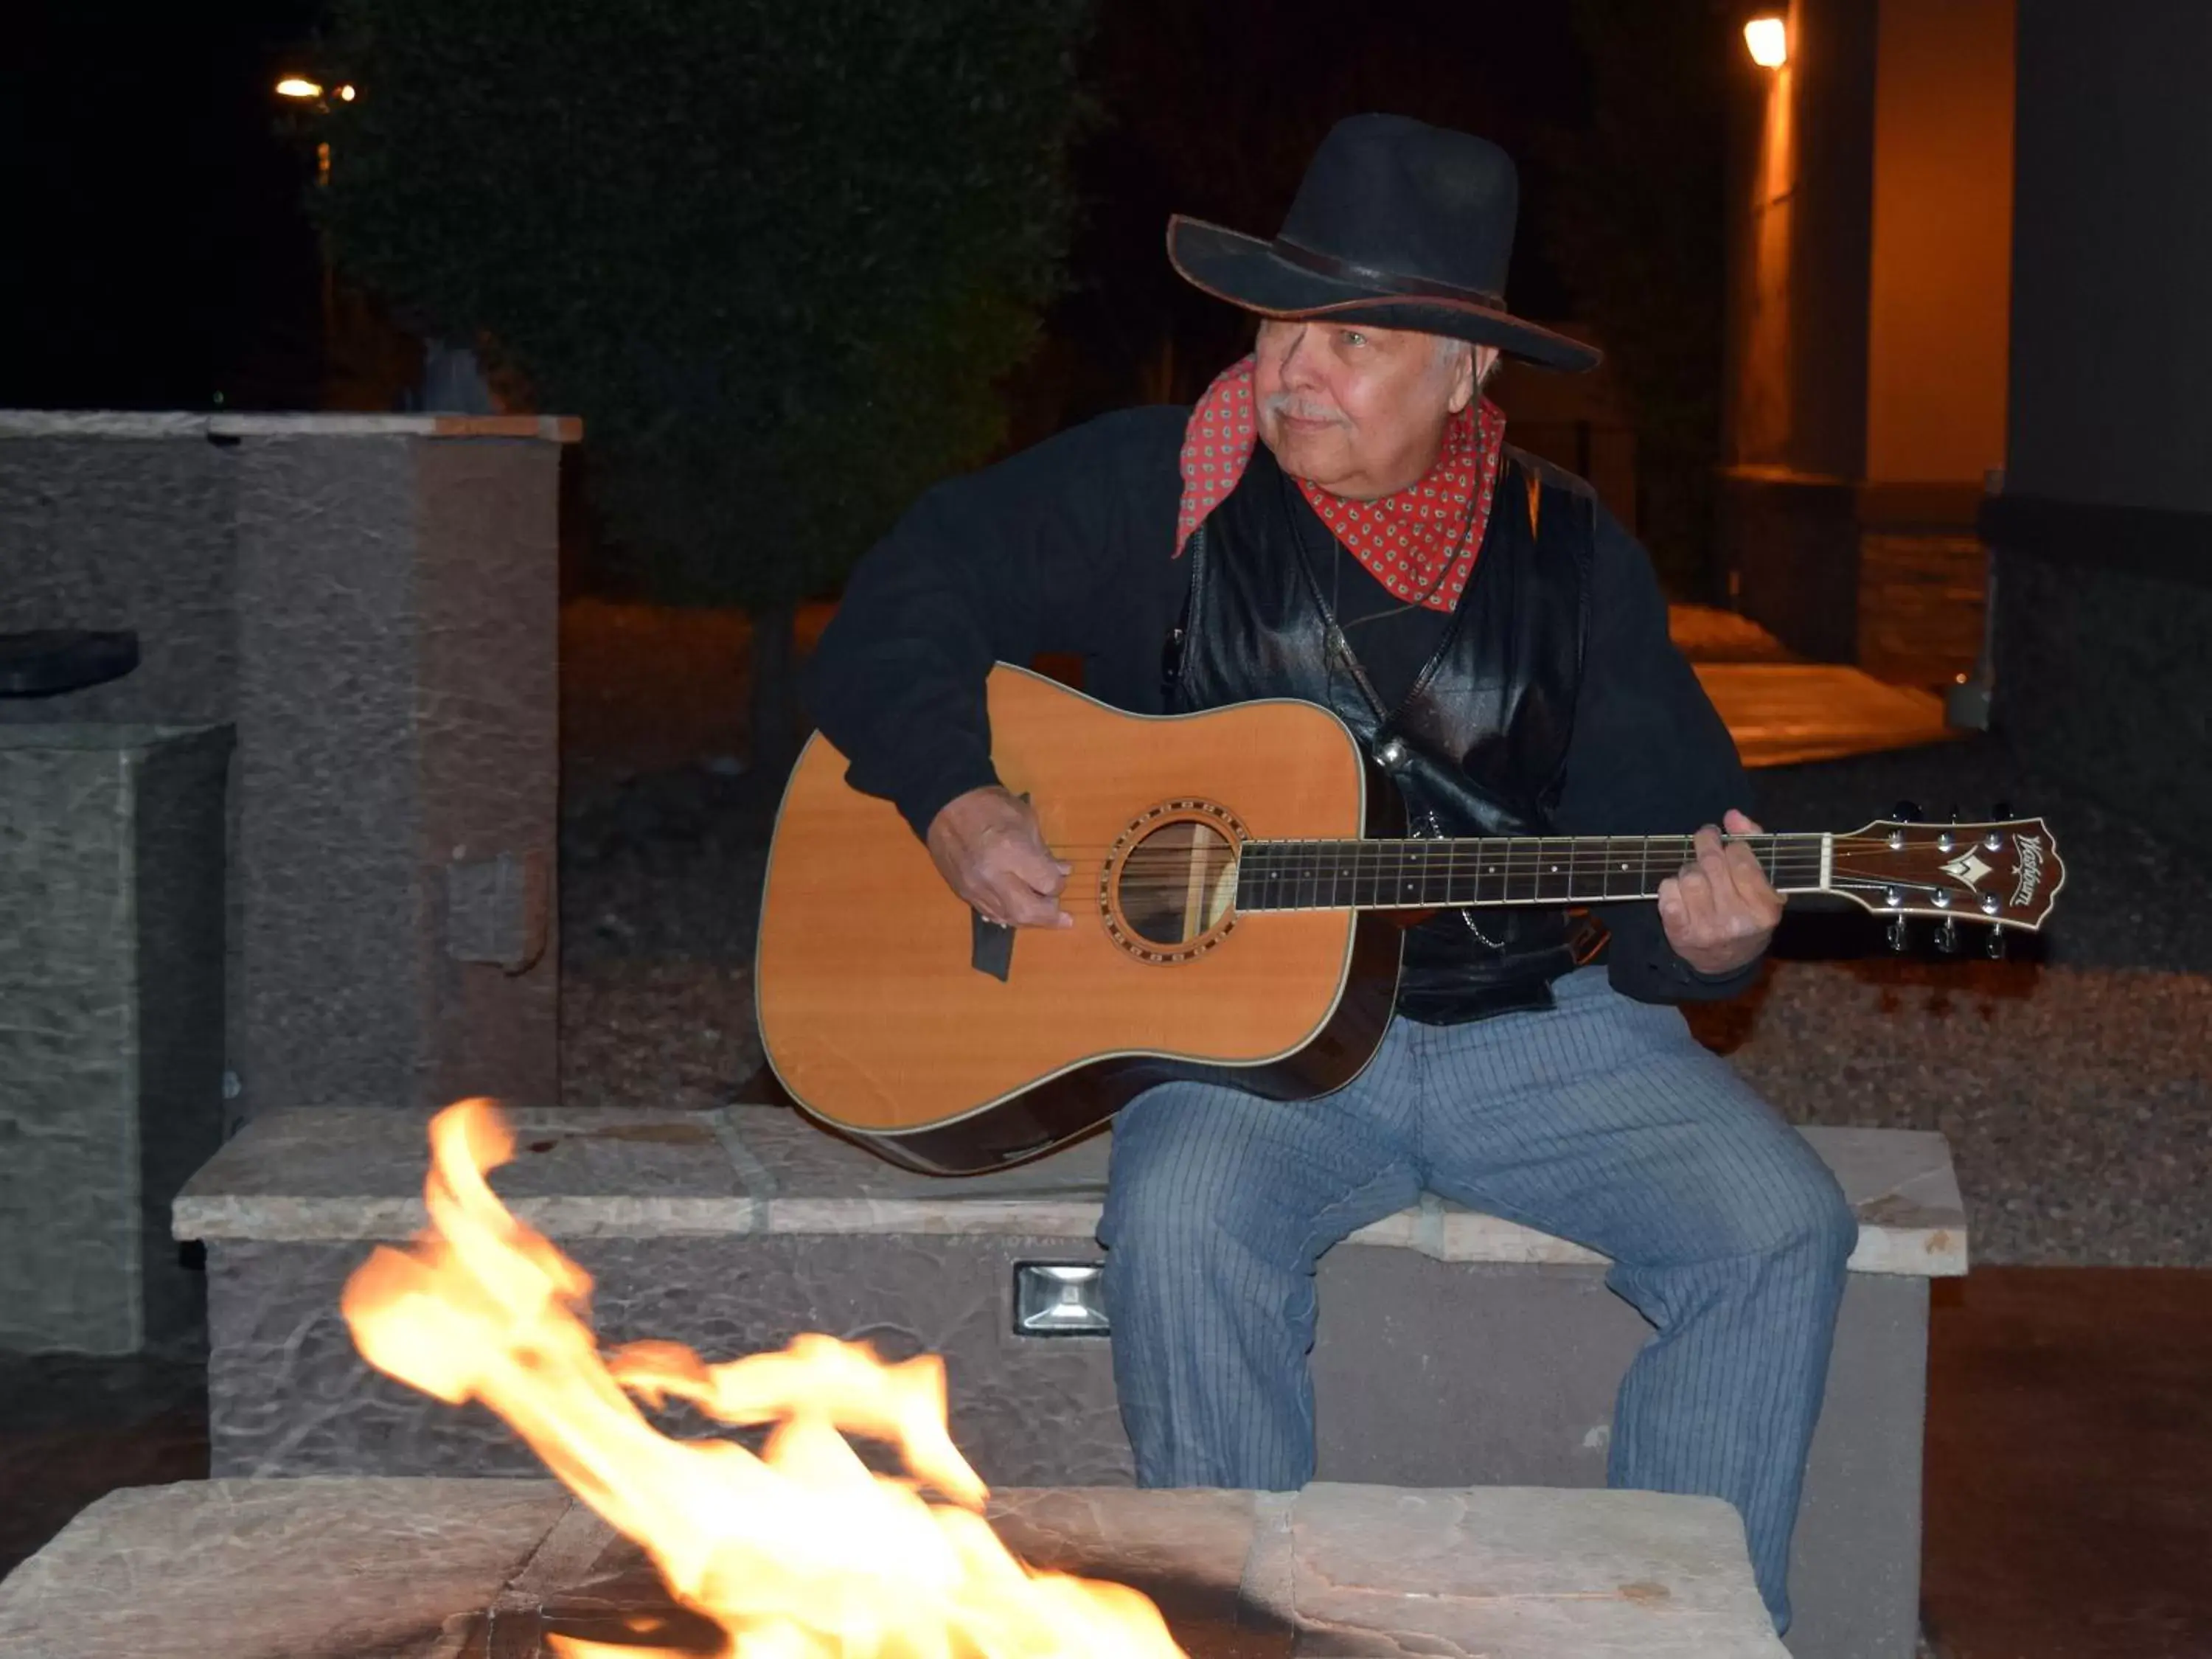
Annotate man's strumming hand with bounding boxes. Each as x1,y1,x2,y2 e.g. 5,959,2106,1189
1657,807,1784,978
925,785,1074,930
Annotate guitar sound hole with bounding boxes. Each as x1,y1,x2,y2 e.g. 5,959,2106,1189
1117,821,1239,947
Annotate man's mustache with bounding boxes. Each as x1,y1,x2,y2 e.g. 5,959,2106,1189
1262,392,1349,426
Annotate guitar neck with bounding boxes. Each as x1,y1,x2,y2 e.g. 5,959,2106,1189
1234,832,1833,912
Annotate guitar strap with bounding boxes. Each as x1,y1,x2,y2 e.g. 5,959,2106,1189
1159,526,1200,704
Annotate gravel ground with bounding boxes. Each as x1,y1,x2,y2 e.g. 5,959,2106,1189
558,654,2211,1267
560,762,771,1111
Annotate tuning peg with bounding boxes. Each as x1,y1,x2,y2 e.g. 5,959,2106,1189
1891,799,1923,823
1887,915,1912,953
1992,800,2014,821
1935,916,1961,955
1985,925,2007,960
1947,804,1962,824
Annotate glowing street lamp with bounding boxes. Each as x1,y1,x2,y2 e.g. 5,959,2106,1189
276,77,357,102
1743,15,1788,69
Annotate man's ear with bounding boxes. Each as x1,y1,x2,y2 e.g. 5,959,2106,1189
1445,343,1484,414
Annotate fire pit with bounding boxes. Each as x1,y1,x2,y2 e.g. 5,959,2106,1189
0,1476,1787,1657
0,1100,1790,1658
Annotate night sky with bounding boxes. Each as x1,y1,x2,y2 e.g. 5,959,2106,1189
1,1,326,410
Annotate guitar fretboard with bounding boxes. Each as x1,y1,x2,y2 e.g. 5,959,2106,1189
1233,833,1834,912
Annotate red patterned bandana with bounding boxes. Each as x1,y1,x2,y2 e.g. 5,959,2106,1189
1175,354,1507,612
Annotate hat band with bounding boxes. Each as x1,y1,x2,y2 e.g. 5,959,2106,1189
1268,237,1506,312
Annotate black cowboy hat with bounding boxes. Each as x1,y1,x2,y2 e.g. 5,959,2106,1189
1168,113,1601,374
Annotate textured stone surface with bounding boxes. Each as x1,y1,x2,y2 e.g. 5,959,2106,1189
180,1105,1937,1659
201,1234,1135,1489
174,1105,1967,1274
0,1477,571,1658
1994,548,2212,850
232,434,561,1113
0,419,566,1125
0,725,231,1353
1288,1485,1782,1656
1304,1259,1929,1659
0,439,239,731
178,1104,757,1239
0,1478,1787,1658
1857,531,1986,692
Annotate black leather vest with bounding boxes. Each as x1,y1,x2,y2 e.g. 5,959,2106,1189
1168,441,1596,1023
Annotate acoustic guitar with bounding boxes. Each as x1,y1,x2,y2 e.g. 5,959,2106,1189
756,665,2063,1175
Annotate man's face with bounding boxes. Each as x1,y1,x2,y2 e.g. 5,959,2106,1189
1251,319,1486,500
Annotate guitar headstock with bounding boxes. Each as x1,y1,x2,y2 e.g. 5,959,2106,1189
1829,816,2063,931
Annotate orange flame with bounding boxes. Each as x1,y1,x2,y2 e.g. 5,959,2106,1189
341,1099,1185,1659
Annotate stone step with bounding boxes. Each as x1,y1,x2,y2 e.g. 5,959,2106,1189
0,1476,1791,1658
173,1107,1966,1277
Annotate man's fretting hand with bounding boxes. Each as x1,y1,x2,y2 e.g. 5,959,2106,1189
1656,807,1785,977
926,785,1074,930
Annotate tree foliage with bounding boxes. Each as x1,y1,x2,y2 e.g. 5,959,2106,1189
316,0,1091,609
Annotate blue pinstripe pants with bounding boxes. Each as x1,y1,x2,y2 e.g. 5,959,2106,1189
1096,965,1855,1632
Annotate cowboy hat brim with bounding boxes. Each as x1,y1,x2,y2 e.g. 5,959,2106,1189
1167,214,1601,374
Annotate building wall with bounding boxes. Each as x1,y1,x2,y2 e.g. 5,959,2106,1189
1720,0,2014,671
1989,0,2212,845
1725,0,1879,481
1865,0,2014,485
2006,2,2212,512
1717,0,1878,660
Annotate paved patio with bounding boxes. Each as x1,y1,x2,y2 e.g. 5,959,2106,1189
1669,605,1961,770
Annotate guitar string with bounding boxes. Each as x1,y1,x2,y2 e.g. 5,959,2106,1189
1106,858,1991,911
1110,847,1931,884
1031,832,1989,854
1111,869,1842,894
1033,833,2026,907
1102,836,1887,880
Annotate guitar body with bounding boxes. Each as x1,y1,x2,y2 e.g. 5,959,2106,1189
756,666,1402,1173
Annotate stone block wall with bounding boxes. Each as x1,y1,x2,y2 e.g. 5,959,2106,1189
0,412,572,1122
0,725,230,1352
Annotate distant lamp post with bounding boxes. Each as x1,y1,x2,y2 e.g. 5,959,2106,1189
1743,15,1788,69
276,76,323,99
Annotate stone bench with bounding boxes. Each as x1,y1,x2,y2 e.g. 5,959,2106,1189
173,1107,1966,1659
0,1477,1791,1657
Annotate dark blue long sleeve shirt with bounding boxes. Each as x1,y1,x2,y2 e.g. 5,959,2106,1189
804,406,1761,1004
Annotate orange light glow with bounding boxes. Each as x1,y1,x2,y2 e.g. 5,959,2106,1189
276,76,323,99
342,1099,1186,1659
1745,15,1789,69
337,83,357,102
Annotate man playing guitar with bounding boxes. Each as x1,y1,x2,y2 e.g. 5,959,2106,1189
804,116,1840,1634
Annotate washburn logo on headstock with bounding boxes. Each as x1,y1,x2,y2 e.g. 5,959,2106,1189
2011,833,2047,908
1940,849,1995,890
